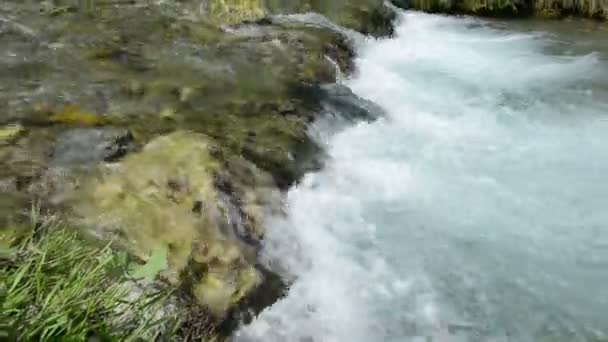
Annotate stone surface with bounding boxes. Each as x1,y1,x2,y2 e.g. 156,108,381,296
392,0,608,18
0,124,24,142
0,0,396,331
71,131,278,317
51,127,135,165
206,0,395,35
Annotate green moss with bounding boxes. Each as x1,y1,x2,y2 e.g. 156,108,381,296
462,0,519,16
537,8,564,19
410,0,454,13
72,131,271,317
49,105,110,127
75,132,220,278
0,124,24,143
305,0,395,36
207,0,267,23
194,265,261,317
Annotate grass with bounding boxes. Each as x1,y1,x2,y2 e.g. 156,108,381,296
0,210,180,341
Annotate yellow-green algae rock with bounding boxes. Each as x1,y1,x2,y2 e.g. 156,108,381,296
206,0,394,35
206,0,268,23
0,124,24,143
73,131,273,316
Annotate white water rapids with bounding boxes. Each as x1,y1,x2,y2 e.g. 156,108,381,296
236,11,608,342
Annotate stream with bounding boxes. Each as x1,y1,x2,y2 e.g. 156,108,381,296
236,11,608,342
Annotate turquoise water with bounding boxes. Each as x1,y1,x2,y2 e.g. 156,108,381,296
237,12,608,342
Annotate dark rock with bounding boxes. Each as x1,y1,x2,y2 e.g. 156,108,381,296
216,264,287,337
51,127,135,166
320,83,385,121
391,0,410,9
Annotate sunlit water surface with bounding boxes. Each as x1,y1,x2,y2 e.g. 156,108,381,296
236,12,608,342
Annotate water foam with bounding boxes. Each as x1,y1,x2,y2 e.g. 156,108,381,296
237,11,608,342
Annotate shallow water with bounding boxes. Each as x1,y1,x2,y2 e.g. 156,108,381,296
236,12,608,342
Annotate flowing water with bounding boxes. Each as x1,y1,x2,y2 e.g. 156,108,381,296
236,11,608,342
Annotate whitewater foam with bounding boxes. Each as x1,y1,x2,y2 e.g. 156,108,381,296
237,11,608,342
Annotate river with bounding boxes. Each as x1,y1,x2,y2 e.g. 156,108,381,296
235,11,608,342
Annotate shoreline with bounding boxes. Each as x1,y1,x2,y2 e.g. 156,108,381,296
2,1,605,340
1,1,396,340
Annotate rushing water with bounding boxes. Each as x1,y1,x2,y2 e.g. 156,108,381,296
236,12,608,342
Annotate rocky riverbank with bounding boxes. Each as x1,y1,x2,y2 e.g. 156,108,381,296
391,0,608,18
0,0,395,340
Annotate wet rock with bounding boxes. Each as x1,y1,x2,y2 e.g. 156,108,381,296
533,0,607,19
0,192,29,231
49,105,111,127
0,0,398,335
206,0,396,35
390,0,527,15
51,127,135,165
0,124,134,219
71,131,281,318
396,0,608,18
206,0,269,24
320,83,385,121
0,124,24,143
0,129,54,196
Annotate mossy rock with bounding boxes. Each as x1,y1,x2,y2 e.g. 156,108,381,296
0,124,25,143
0,129,55,195
205,0,394,35
72,131,277,317
0,192,30,242
402,0,608,18
49,105,111,126
405,0,525,15
206,0,268,23
459,0,521,16
409,0,455,12
0,0,396,324
537,8,564,19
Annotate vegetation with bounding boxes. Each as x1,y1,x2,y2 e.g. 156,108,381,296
0,210,181,341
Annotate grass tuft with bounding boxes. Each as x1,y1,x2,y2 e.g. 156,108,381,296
0,214,179,341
